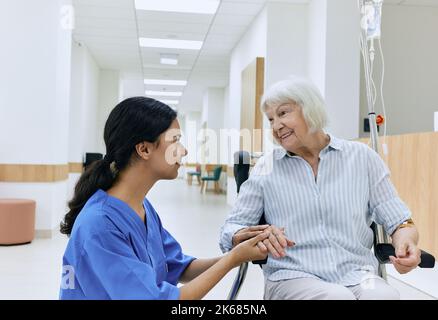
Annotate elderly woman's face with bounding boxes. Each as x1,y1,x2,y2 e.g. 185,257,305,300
265,102,309,151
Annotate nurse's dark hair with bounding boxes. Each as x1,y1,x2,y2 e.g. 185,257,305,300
60,97,177,236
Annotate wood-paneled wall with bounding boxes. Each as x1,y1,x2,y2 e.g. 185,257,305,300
68,162,84,174
0,164,69,182
0,162,83,182
358,132,438,257
240,57,264,153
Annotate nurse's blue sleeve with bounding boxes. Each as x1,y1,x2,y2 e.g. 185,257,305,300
78,230,180,300
160,227,196,284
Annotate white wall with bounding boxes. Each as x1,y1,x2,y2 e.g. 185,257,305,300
203,88,225,133
265,3,308,87
223,85,230,130
225,6,268,206
264,2,309,152
202,92,209,126
307,0,361,140
119,71,145,99
67,40,101,224
68,40,100,163
0,0,71,164
184,112,202,164
360,5,438,136
227,7,268,133
97,69,120,154
201,88,225,166
0,0,72,233
307,0,327,94
324,0,361,140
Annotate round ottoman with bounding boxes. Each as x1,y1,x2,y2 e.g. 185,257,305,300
0,199,36,245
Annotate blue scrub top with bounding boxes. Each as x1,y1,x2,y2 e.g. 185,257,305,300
59,189,195,300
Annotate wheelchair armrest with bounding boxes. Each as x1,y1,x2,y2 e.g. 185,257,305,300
251,258,267,265
375,243,435,268
251,216,268,265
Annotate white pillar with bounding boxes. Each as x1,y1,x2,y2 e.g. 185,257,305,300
265,2,308,86
97,70,121,154
264,1,309,153
184,112,201,164
67,40,101,203
0,0,72,236
202,88,225,164
308,0,361,139
69,40,100,165
0,0,73,236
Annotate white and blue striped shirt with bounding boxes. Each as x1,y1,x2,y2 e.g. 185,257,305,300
220,134,411,286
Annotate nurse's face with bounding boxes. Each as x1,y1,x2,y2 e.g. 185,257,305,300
150,119,187,180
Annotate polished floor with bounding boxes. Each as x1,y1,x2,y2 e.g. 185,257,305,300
0,178,435,300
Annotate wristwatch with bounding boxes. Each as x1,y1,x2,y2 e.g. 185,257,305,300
397,218,415,230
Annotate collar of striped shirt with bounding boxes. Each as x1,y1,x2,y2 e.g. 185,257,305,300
274,132,344,160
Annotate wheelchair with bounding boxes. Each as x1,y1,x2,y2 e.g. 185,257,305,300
228,150,435,300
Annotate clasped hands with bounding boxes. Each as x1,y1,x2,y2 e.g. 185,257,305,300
232,224,295,259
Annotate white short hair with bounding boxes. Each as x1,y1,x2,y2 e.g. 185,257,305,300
261,76,328,132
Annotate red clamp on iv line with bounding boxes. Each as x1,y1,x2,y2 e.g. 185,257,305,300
376,114,384,126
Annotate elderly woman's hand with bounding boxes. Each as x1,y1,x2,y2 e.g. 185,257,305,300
390,225,421,274
257,225,295,259
389,240,421,274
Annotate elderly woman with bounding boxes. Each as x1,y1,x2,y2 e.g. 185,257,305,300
219,77,421,300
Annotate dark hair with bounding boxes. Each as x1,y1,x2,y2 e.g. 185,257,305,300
60,97,177,236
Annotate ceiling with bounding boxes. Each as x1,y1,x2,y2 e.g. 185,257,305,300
72,0,313,114
72,0,438,114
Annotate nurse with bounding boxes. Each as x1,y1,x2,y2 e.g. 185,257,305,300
59,97,269,300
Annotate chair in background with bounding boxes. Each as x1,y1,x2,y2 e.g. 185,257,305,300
200,165,223,194
186,164,202,185
84,152,103,171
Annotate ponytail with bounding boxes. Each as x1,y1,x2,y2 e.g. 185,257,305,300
60,97,177,236
60,158,115,235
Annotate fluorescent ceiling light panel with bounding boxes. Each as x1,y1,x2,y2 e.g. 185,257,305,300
144,79,187,86
134,0,220,14
146,90,182,97
160,53,178,65
160,100,179,105
160,57,178,65
139,38,203,50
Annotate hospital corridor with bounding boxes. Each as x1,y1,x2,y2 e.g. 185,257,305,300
1,0,438,305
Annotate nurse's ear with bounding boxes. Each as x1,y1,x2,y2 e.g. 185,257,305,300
135,141,155,161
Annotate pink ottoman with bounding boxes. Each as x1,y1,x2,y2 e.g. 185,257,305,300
0,199,36,245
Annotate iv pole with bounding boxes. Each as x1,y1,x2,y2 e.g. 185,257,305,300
359,0,390,280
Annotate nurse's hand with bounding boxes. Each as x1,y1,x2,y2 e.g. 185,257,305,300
229,232,270,267
232,225,270,246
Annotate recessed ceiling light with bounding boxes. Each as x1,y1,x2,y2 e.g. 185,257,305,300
160,53,178,65
146,90,182,97
144,79,187,86
160,100,179,105
160,57,178,65
139,38,203,50
134,0,220,15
